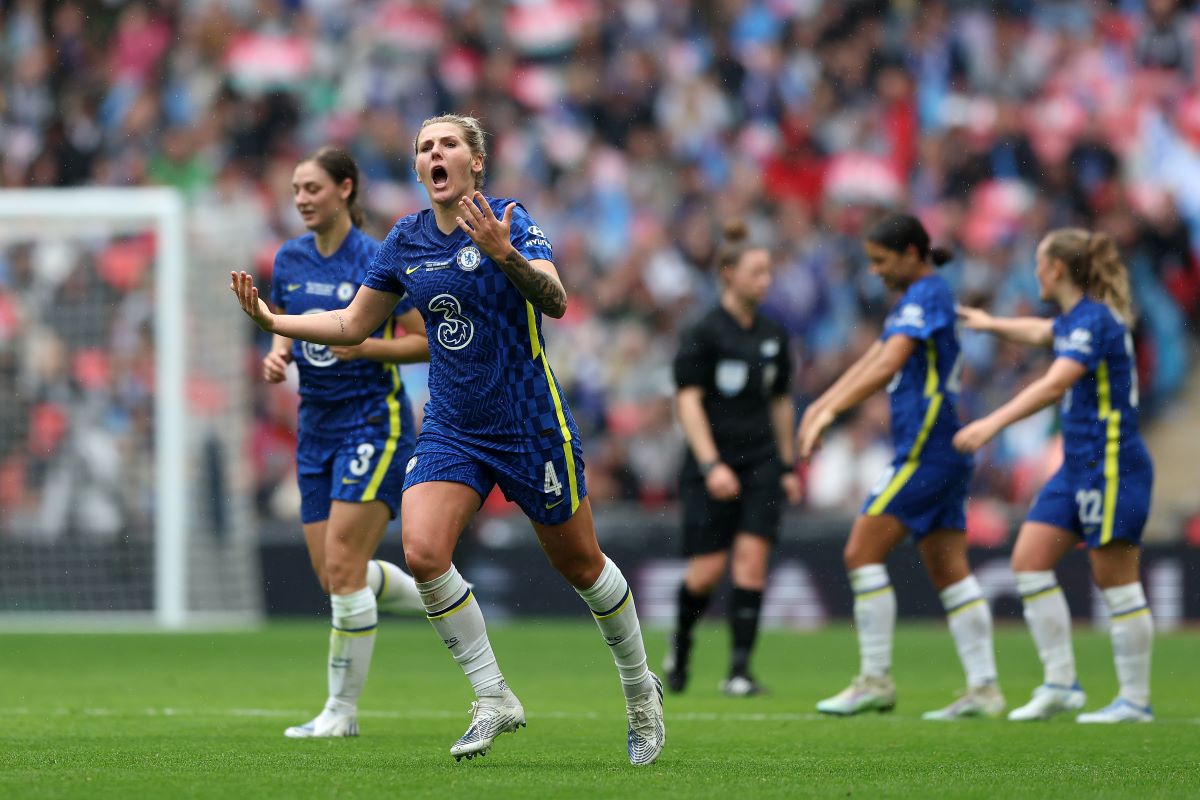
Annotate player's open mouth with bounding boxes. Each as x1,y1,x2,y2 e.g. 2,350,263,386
431,166,448,189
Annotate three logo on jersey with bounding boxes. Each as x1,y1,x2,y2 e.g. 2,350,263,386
1055,327,1093,355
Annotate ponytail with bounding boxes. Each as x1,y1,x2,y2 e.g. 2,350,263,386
866,213,951,267
1043,228,1134,325
300,146,364,228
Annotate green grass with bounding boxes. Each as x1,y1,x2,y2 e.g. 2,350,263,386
2,620,1197,798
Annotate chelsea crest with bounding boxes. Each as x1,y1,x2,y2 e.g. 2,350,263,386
457,246,481,272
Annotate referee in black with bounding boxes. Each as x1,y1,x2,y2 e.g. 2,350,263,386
666,220,800,697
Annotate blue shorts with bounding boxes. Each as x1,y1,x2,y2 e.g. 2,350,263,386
1027,449,1153,548
296,425,415,524
861,458,969,541
403,430,588,526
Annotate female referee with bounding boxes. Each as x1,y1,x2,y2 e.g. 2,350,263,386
666,220,800,697
232,116,664,766
797,213,1004,721
266,147,429,739
955,228,1155,724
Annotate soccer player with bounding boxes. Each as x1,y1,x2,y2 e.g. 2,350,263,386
667,220,800,697
798,213,1004,720
265,147,428,738
231,115,665,765
955,228,1155,724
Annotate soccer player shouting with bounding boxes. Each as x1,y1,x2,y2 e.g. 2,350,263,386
956,229,1155,723
798,214,1004,720
232,115,665,765
265,147,428,739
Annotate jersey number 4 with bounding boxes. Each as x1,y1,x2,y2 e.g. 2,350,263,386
543,461,562,497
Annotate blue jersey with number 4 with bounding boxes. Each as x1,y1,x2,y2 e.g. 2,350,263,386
879,274,969,467
270,226,414,438
362,197,579,451
1052,298,1145,465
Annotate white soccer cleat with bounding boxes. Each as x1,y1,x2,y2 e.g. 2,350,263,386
720,674,767,698
1076,697,1154,724
922,683,1006,720
816,675,896,716
626,673,665,766
284,706,359,738
450,688,526,762
1007,682,1087,721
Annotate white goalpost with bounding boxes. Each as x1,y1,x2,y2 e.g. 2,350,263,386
0,188,262,629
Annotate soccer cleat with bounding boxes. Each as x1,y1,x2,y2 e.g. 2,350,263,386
450,688,526,762
663,636,690,694
626,673,666,766
922,683,1006,720
1007,682,1087,721
1076,697,1153,724
720,674,767,698
816,675,897,715
284,705,359,738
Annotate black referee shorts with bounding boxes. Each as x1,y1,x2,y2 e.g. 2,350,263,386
679,459,784,557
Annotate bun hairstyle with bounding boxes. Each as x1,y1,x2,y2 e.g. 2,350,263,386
1043,228,1134,325
302,146,364,228
714,219,754,272
866,213,952,266
414,113,488,191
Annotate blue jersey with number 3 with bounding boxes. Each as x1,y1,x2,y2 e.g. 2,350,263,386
880,274,968,466
362,197,579,451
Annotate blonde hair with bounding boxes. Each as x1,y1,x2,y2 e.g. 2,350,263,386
413,114,487,190
1043,228,1134,325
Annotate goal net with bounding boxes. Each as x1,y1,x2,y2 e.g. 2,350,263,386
0,188,262,629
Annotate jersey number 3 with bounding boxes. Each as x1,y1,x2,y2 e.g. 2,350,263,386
428,294,475,351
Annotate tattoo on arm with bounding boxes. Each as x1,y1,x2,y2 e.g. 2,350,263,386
498,250,567,317
332,310,345,335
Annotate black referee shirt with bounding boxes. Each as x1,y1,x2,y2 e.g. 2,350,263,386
673,305,792,470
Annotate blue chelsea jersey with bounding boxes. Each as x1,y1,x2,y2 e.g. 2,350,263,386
269,226,414,438
880,274,969,466
1052,298,1144,465
362,197,578,450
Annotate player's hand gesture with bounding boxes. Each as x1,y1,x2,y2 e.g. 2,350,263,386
781,470,802,504
456,192,515,262
231,271,276,333
797,405,834,459
952,418,996,454
705,462,741,501
262,349,292,383
329,342,367,361
956,305,993,332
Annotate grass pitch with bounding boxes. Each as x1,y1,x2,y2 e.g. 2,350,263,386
2,620,1197,798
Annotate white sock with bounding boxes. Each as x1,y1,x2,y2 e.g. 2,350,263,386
417,565,506,697
575,555,651,700
367,559,424,615
1015,571,1077,687
849,564,895,679
1103,582,1153,709
328,586,377,712
939,575,997,688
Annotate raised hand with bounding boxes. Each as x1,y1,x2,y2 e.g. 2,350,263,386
455,192,515,262
230,271,276,332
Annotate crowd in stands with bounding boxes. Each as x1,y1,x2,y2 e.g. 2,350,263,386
2,0,1199,539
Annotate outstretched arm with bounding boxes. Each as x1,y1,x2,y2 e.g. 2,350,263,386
958,306,1053,347
455,192,567,318
230,271,399,345
953,357,1086,454
329,307,431,364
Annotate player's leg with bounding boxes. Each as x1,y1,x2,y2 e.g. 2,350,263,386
665,549,727,693
816,513,906,715
1077,541,1153,723
403,478,525,759
917,529,1004,720
532,496,664,766
723,532,770,696
1007,521,1086,721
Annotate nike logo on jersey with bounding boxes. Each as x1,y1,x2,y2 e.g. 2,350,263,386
287,283,302,291
341,478,360,485
405,264,422,275
545,498,564,510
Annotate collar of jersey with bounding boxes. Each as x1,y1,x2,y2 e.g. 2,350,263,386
421,208,471,244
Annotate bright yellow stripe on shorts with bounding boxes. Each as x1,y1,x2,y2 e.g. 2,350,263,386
1096,360,1121,545
363,318,402,501
562,442,580,514
868,339,942,516
539,351,572,444
528,302,579,511
526,301,542,360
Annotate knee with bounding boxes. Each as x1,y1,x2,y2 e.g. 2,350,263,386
554,551,604,589
730,553,766,589
403,538,448,583
324,558,360,595
843,541,870,571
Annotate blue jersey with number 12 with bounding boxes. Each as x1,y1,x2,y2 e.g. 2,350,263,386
362,197,579,451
